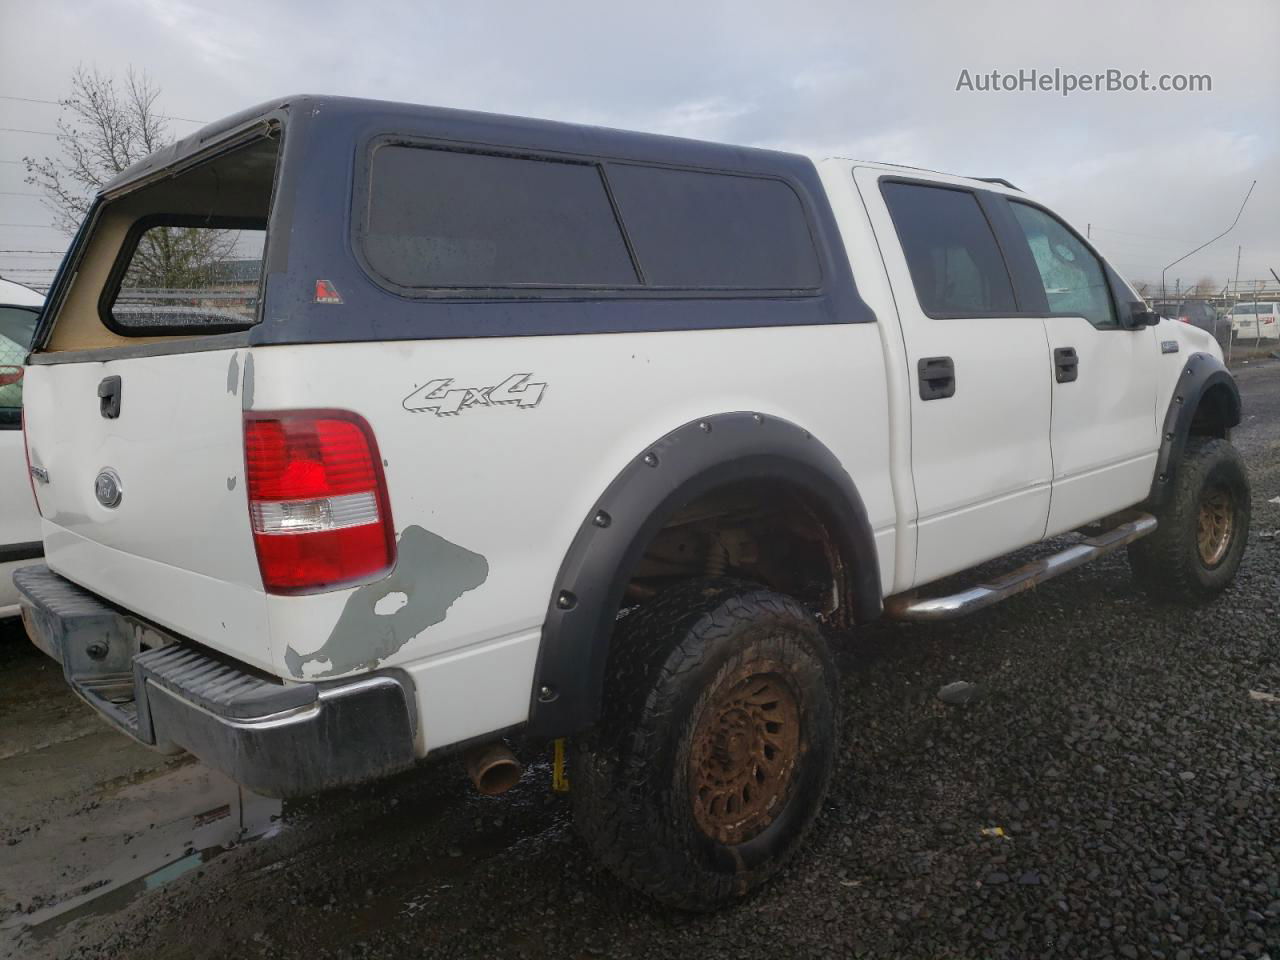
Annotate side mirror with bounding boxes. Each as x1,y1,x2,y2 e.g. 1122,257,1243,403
0,365,23,387
1123,302,1160,329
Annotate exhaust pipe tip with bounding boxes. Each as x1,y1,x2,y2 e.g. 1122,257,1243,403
464,743,523,796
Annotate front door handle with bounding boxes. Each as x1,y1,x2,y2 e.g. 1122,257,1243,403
918,356,955,400
1054,347,1079,384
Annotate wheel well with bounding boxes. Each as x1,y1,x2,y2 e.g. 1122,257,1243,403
621,477,851,625
1190,382,1236,439
529,412,881,737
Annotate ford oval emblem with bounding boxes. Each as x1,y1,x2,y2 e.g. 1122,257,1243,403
94,468,123,508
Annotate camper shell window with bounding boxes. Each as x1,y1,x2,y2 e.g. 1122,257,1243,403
98,133,280,337
356,140,823,297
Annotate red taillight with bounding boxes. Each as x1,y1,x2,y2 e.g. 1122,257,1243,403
244,411,395,594
1177,316,1191,324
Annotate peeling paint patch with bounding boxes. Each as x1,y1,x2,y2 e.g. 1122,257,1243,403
374,591,408,616
226,352,239,395
283,526,489,678
301,657,334,679
241,353,255,410
226,476,237,491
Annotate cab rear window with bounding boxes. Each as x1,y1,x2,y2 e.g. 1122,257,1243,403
358,143,821,296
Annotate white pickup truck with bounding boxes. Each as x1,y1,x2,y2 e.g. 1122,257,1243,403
16,96,1248,910
0,277,45,617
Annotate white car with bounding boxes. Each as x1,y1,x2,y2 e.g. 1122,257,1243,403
0,278,44,618
1227,301,1280,340
15,96,1250,909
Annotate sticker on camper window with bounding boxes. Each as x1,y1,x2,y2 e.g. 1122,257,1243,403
403,373,547,417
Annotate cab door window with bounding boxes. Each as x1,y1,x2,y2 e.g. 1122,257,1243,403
881,181,1018,317
1009,202,1116,328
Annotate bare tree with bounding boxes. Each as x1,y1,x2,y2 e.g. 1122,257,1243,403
24,66,167,234
23,66,234,290
120,225,238,290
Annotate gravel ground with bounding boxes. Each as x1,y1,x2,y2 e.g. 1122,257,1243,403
4,361,1278,960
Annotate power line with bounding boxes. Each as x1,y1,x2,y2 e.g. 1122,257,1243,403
0,127,61,138
0,191,42,197
0,94,207,124
0,223,59,228
1089,225,1198,245
1,128,108,144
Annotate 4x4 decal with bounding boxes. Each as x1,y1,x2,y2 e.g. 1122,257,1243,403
403,373,547,417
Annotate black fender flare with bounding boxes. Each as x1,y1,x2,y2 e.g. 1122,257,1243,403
1148,351,1242,506
526,411,882,737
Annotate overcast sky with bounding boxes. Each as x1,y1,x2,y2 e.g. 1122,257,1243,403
1,0,1276,295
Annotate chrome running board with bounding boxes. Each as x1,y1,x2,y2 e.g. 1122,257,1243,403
885,513,1158,622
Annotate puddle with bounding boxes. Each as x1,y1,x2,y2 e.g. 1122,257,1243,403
1,764,281,952
18,847,208,943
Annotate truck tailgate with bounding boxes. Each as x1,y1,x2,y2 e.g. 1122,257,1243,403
22,348,273,671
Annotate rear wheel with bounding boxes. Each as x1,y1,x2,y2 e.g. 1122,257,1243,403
1129,437,1250,603
571,578,838,910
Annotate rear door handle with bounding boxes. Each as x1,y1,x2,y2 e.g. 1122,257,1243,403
917,356,955,401
1053,347,1079,384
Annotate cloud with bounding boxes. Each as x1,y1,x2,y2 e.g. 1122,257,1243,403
133,0,249,68
1,0,1276,287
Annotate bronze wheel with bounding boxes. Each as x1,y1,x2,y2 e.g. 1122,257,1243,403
1129,436,1250,604
571,579,837,909
690,667,801,845
1197,484,1234,568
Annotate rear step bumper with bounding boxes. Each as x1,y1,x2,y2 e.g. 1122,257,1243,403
14,564,418,798
885,513,1158,621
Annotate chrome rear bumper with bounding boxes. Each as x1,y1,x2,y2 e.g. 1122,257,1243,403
15,564,417,798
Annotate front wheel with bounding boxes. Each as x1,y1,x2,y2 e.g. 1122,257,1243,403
1129,437,1250,603
571,578,838,910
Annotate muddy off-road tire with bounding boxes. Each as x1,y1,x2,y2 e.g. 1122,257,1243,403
571,578,838,911
1129,437,1250,603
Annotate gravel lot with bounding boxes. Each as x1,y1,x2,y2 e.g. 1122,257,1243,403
3,361,1277,960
